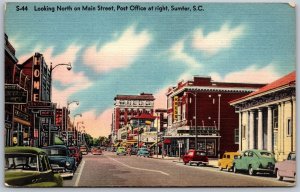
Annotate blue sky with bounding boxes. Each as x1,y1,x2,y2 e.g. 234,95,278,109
5,2,296,137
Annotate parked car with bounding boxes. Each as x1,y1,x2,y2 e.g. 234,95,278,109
274,152,296,181
5,146,63,187
42,145,77,178
79,145,88,155
68,146,82,166
218,152,240,172
182,149,209,166
128,147,138,156
233,149,275,176
137,148,150,157
116,147,127,156
91,146,102,155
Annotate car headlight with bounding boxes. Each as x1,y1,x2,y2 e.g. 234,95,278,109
66,161,71,167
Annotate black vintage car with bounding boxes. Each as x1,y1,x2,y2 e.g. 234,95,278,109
5,146,63,187
42,145,76,178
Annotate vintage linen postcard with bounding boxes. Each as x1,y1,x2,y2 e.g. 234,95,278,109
3,1,296,187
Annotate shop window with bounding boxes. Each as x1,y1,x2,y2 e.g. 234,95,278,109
287,118,292,136
234,128,239,144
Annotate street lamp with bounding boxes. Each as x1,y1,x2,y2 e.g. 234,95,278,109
50,62,72,101
73,114,82,146
76,121,84,146
185,92,197,150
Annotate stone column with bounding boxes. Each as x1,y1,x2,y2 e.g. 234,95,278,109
238,112,242,151
249,110,255,149
267,106,273,152
257,109,263,150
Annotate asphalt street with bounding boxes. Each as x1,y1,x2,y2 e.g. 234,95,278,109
63,151,295,187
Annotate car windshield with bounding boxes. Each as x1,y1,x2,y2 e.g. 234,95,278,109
44,148,67,156
196,151,206,156
260,152,273,158
69,149,76,154
5,154,38,171
288,153,296,160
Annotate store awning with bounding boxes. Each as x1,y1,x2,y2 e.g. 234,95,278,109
126,139,137,144
113,142,121,147
14,117,31,126
54,136,64,145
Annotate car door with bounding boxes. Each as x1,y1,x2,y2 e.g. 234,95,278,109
285,153,296,177
39,154,55,184
240,151,249,170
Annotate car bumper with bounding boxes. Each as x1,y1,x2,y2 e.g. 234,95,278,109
60,172,74,178
190,161,209,164
256,168,274,173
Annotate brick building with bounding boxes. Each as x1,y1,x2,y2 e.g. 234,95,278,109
165,76,265,157
112,93,155,142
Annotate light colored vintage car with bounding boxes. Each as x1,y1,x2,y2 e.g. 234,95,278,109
274,152,296,181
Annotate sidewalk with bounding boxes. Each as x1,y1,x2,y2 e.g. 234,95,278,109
151,155,219,168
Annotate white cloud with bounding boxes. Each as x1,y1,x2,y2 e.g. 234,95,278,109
192,23,245,56
210,64,280,84
170,40,202,69
154,87,168,109
83,25,152,73
80,109,113,138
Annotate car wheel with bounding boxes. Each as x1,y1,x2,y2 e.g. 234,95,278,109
184,162,187,165
189,161,192,166
248,165,255,176
233,165,238,173
197,163,200,166
219,166,223,171
276,169,283,181
226,166,231,172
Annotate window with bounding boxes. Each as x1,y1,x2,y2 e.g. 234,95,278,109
242,125,246,139
234,128,239,144
287,118,292,136
226,155,230,159
273,108,278,129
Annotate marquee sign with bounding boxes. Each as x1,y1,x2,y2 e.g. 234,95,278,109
5,84,28,104
173,96,178,121
32,55,41,102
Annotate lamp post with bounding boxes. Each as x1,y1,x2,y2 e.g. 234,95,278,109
186,92,197,150
50,62,72,101
76,121,84,146
217,94,221,158
66,101,79,146
73,114,82,146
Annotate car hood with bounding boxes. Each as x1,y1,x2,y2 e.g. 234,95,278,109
48,156,69,166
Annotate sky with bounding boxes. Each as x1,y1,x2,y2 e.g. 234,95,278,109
4,2,296,138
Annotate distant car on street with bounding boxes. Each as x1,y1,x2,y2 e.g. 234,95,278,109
182,149,209,166
42,145,77,178
137,148,150,157
68,146,82,166
116,147,127,156
5,146,63,187
79,145,88,155
218,152,240,172
128,147,138,155
233,149,275,176
274,152,296,181
91,146,102,155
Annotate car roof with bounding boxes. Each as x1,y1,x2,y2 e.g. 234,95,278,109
5,146,46,155
42,145,68,149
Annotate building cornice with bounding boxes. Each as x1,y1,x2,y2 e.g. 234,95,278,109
168,86,258,98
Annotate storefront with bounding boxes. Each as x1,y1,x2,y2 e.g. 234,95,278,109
13,107,31,146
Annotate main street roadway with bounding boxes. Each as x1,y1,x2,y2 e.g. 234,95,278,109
63,151,294,187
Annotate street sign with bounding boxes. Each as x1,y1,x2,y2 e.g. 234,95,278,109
5,84,28,104
39,110,54,117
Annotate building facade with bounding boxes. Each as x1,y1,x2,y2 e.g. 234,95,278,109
230,71,296,161
165,76,265,157
112,93,155,142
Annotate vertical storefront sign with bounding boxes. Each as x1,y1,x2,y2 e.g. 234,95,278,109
32,56,41,101
173,96,178,121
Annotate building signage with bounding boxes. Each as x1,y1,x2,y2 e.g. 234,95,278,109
173,96,178,121
39,110,54,117
14,107,30,122
32,56,41,101
5,122,12,129
5,84,28,104
28,101,51,109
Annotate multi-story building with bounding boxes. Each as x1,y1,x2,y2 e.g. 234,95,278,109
230,71,296,161
5,34,31,147
165,76,265,157
112,93,155,142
